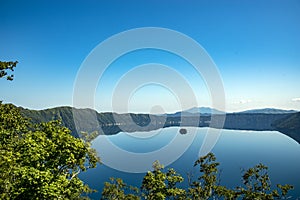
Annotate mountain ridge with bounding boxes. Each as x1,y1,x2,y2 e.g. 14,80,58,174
17,105,300,144
237,108,298,114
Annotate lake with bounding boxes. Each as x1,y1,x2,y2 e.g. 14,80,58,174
79,127,300,199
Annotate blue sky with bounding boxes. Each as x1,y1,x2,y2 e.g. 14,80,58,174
1,0,300,113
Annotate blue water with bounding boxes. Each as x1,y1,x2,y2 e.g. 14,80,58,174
79,127,300,199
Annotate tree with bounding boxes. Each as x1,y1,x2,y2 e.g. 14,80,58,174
235,163,294,199
0,63,100,199
101,153,294,200
0,61,18,81
141,160,185,200
0,102,100,199
101,178,139,200
187,153,220,199
188,153,294,200
101,160,186,200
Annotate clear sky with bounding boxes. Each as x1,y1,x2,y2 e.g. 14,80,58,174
1,0,300,113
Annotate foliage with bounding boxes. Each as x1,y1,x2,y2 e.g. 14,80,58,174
0,61,18,80
101,178,139,200
0,102,100,199
187,152,220,199
141,160,186,200
101,153,294,200
235,164,294,199
81,131,100,142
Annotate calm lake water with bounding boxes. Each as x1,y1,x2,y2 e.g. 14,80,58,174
79,127,300,199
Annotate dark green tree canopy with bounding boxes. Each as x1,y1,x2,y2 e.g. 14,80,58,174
0,102,100,199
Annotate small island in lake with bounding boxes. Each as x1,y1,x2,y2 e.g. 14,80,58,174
179,128,187,134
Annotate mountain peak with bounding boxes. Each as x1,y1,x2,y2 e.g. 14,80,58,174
184,107,225,114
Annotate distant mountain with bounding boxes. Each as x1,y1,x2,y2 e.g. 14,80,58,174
238,108,298,114
17,105,300,144
171,107,298,115
184,107,225,114
168,107,225,117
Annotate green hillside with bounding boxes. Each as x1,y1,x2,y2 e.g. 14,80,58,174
19,106,300,144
